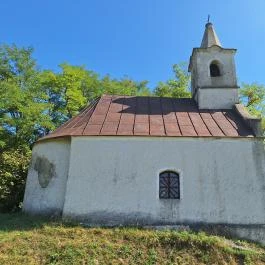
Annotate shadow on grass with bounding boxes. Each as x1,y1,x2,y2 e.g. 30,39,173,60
0,212,78,232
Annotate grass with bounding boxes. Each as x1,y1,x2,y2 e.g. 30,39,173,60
0,213,264,265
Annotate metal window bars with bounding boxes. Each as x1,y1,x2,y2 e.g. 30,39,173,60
159,171,180,199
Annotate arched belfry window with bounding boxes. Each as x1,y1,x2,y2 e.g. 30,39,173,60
159,171,180,199
210,62,221,77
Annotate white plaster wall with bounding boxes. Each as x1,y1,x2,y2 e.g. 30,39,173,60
195,49,237,88
197,88,239,109
23,138,70,215
63,136,265,225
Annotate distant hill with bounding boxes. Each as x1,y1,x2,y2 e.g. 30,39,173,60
0,214,264,265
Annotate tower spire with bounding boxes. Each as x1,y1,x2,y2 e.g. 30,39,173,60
200,20,221,48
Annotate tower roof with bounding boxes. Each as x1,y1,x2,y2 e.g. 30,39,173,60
201,22,221,48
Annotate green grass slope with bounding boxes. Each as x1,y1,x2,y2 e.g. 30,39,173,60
0,214,264,265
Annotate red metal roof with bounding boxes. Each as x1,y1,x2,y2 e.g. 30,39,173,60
41,95,254,140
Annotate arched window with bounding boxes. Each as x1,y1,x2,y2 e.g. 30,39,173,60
210,62,221,77
159,171,180,199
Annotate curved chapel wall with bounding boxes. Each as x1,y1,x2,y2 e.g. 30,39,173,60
63,136,265,225
23,138,71,215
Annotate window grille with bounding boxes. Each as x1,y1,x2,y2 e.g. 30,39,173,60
159,171,180,199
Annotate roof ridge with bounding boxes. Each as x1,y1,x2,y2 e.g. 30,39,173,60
102,94,195,100
80,97,102,135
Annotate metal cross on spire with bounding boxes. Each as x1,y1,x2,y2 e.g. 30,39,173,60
207,14,210,23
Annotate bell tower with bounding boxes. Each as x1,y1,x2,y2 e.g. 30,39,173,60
188,21,239,109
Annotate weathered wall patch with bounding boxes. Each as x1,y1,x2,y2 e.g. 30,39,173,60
34,156,56,188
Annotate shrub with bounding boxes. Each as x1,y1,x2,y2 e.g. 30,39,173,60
0,146,31,212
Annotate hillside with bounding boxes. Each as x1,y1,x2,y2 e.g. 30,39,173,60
0,214,264,265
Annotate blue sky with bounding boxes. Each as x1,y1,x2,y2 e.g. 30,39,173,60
2,0,265,89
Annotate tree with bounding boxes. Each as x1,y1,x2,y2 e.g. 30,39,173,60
239,83,265,134
240,83,265,115
99,75,150,97
40,64,151,128
40,64,101,128
154,63,191,98
0,146,31,212
0,45,54,147
0,45,54,211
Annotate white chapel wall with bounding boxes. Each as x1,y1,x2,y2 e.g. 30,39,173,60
197,88,239,109
195,49,237,88
63,136,265,225
23,138,71,215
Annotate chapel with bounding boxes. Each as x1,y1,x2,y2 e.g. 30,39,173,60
23,22,265,244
